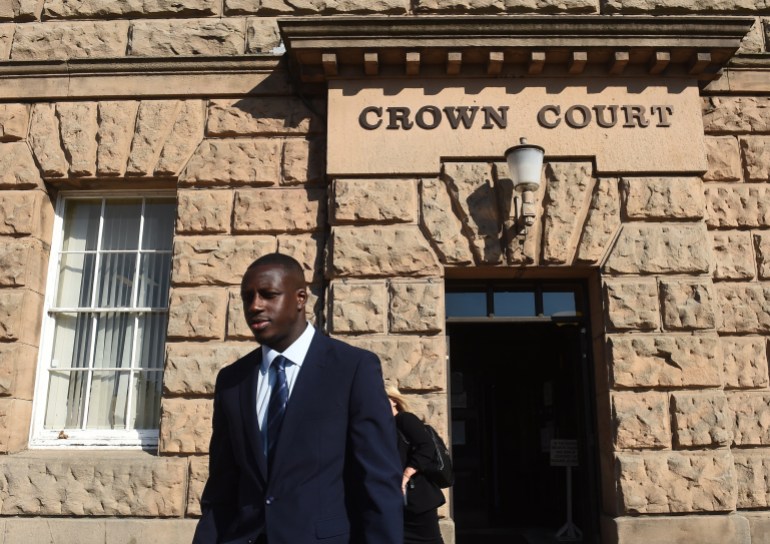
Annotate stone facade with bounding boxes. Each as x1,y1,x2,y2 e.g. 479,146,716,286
0,3,768,544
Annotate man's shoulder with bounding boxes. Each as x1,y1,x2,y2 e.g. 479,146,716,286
315,332,380,363
215,348,260,389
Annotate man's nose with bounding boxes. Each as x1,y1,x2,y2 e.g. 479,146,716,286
247,296,265,311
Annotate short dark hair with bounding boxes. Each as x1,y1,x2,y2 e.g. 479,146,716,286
245,253,306,283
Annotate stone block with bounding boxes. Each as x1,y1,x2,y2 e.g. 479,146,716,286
611,392,670,450
722,337,769,389
105,519,198,544
0,237,46,292
702,97,770,134
164,342,255,395
605,224,711,275
0,142,44,187
710,231,755,280
166,288,227,340
333,178,417,224
605,0,763,13
541,162,593,264
420,178,474,265
245,16,281,53
671,391,732,447
281,137,326,185
28,103,67,178
389,280,443,333
4,517,105,544
606,514,750,544
154,100,206,176
0,398,31,453
609,334,722,388
13,0,45,21
756,232,770,279
172,235,277,286
745,512,770,544
576,177,621,264
616,451,736,514
206,97,322,136
717,283,770,333
0,343,37,399
730,392,770,445
0,452,187,515
330,225,441,278
11,20,129,59
129,19,245,57
741,136,770,182
57,101,97,177
660,280,718,331
176,189,233,234
734,451,770,508
0,23,12,59
95,101,139,177
703,136,742,182
738,17,766,54
159,397,212,453
126,100,179,176
345,335,446,392
276,233,326,284
187,456,208,517
43,0,218,18
0,104,28,141
621,177,704,219
706,184,770,228
0,190,52,237
226,289,252,340
443,162,502,264
329,280,388,334
226,0,407,14
232,188,326,233
604,280,659,331
180,139,281,186
0,289,43,344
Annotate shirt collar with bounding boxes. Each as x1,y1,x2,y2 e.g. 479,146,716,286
260,322,315,372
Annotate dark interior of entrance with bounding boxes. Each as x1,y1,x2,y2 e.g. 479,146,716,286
448,321,599,544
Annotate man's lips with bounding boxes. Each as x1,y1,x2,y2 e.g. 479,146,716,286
249,319,269,331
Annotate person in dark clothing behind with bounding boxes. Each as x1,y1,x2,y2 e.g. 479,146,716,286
386,385,446,544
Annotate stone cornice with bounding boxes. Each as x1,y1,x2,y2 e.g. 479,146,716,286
704,53,770,94
278,15,755,89
0,55,288,100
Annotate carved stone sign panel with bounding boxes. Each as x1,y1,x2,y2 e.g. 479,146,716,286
328,78,707,176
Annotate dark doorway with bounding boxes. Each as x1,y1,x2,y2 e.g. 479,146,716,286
447,283,600,544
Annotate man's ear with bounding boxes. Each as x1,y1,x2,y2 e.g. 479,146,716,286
296,287,308,310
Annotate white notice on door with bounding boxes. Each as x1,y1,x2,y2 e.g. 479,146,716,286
550,439,579,467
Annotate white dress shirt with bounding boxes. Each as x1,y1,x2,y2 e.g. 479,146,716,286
256,322,315,458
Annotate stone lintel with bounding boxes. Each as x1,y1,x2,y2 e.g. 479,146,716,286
279,16,754,86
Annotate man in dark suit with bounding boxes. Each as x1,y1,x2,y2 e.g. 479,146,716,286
192,253,403,544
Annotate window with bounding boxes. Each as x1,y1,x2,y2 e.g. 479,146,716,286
31,193,175,447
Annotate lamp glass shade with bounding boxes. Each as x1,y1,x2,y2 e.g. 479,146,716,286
505,143,545,192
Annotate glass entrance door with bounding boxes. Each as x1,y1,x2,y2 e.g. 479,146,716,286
447,282,600,544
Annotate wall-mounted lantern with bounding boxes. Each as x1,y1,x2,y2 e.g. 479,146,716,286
505,137,545,233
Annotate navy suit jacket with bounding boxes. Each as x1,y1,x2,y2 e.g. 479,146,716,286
192,331,404,544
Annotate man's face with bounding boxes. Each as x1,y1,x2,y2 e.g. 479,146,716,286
240,264,307,352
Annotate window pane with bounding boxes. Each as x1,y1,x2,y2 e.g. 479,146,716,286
51,313,93,370
92,313,135,369
101,200,141,250
56,253,96,308
138,253,171,308
446,292,487,317
132,371,163,429
62,201,100,252
136,313,168,369
86,370,130,430
44,370,87,429
543,291,577,316
142,200,175,250
494,291,536,317
96,252,137,307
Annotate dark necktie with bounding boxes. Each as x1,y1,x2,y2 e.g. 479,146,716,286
267,355,289,470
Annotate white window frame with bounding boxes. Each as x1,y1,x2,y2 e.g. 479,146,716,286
30,190,175,449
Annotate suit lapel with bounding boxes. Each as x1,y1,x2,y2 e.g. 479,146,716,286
239,349,268,481
269,332,330,478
